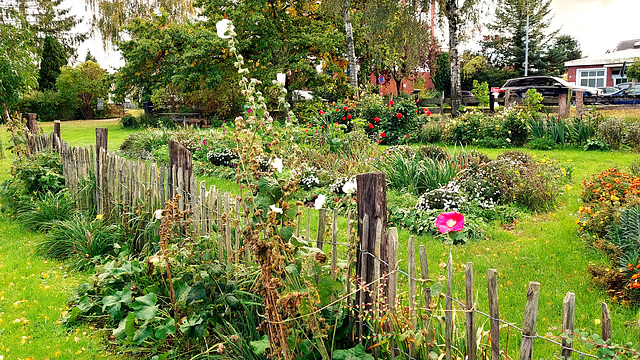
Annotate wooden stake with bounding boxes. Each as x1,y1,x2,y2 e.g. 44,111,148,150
487,269,500,360
519,282,540,360
466,262,476,360
562,292,575,359
602,302,612,342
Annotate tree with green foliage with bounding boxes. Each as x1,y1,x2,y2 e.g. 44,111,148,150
85,51,98,63
544,34,581,76
483,0,557,75
116,13,241,116
434,0,486,116
82,0,195,47
196,0,345,97
38,35,67,91
56,61,109,119
460,52,518,90
0,16,37,122
1,0,87,59
432,52,451,96
356,0,432,96
625,58,640,82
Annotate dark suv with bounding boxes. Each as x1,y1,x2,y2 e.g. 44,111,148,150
495,76,602,104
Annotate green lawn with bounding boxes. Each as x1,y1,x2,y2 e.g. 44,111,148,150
1,120,640,358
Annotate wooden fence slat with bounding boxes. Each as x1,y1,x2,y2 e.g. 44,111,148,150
216,189,223,262
388,227,399,360
602,302,612,341
445,251,453,360
357,213,369,342
306,207,311,241
331,209,338,281
225,192,232,269
316,208,327,250
235,199,241,265
408,235,417,359
487,269,500,360
520,281,541,360
373,218,382,317
296,205,301,238
419,245,434,348
466,262,476,360
562,292,575,359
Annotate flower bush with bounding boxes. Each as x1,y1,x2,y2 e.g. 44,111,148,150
579,168,640,237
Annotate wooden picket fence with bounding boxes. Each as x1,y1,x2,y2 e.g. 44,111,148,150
25,128,640,360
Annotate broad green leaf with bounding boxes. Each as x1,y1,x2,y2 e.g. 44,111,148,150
154,318,176,340
250,335,270,355
133,323,153,345
280,226,294,242
114,313,135,339
431,282,443,298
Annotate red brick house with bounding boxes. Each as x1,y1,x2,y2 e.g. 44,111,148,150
565,39,640,87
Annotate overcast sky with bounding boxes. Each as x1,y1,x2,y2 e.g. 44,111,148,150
65,0,640,71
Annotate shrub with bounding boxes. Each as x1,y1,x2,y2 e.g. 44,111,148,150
624,122,640,151
15,191,75,232
579,168,640,237
120,114,138,128
419,121,443,143
207,148,238,167
13,149,65,195
598,118,625,149
38,215,123,270
448,111,486,144
15,90,76,121
525,137,557,150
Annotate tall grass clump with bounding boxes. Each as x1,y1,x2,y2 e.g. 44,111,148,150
15,190,76,232
37,215,123,270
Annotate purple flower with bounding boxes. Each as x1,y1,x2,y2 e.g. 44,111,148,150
203,140,207,145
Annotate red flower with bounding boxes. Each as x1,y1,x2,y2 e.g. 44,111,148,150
345,99,349,104
368,123,374,129
390,100,394,106
347,115,352,119
377,139,381,144
380,132,386,138
405,134,409,138
319,110,325,115
336,108,339,112
424,108,431,116
308,123,312,127
374,117,380,122
342,117,345,120
343,106,349,111
396,113,403,119
435,212,465,234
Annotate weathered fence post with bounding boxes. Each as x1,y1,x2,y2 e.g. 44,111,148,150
96,128,108,215
355,171,389,341
487,269,500,360
466,262,476,360
562,292,575,359
520,281,540,360
168,140,192,199
53,120,61,141
505,89,512,109
558,94,570,119
602,302,612,341
576,91,585,118
489,93,495,112
26,113,37,134
388,227,399,360
419,245,434,348
408,235,416,358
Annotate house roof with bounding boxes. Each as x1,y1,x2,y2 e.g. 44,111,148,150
616,39,640,51
565,48,640,67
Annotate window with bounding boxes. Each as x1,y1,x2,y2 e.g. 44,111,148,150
578,69,605,87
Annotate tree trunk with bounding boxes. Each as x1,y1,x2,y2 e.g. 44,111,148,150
447,1,461,117
3,104,10,123
344,0,358,92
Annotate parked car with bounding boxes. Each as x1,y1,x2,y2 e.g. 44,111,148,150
615,82,635,91
495,76,602,104
600,84,640,104
461,91,480,106
598,86,619,94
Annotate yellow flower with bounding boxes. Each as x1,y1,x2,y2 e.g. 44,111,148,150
95,214,103,220
594,318,601,325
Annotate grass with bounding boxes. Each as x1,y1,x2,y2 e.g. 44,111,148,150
3,117,640,357
0,218,121,359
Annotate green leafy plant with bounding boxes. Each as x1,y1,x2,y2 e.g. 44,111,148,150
471,79,490,107
15,190,75,232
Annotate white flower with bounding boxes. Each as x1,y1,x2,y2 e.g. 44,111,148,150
342,178,357,195
269,157,283,173
314,194,326,210
216,19,234,39
154,209,163,220
269,204,283,214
